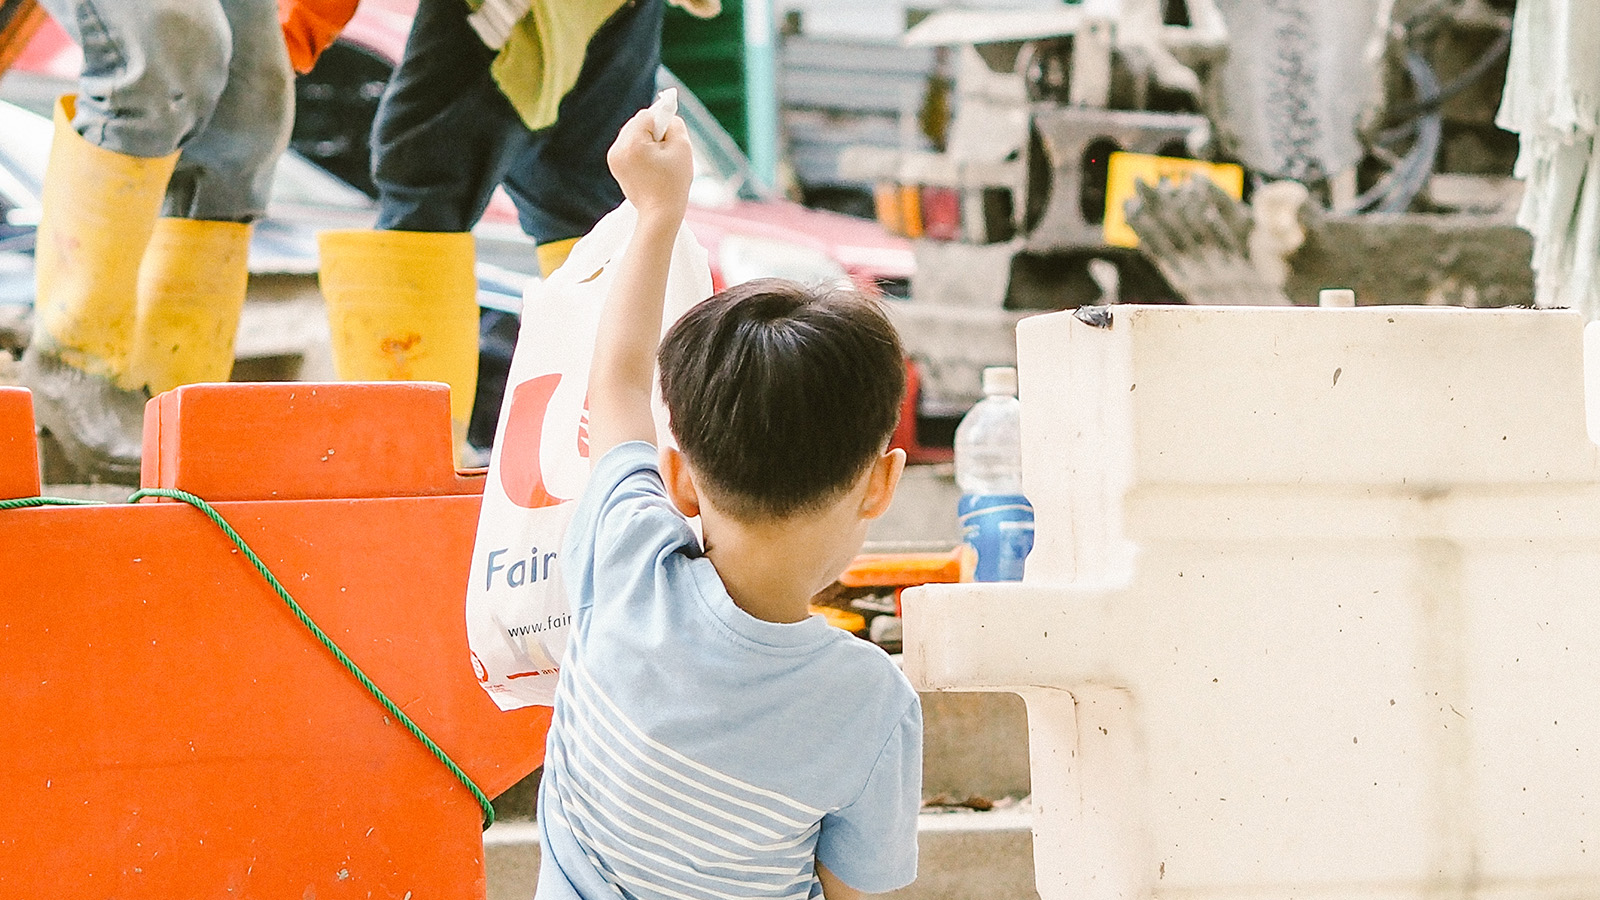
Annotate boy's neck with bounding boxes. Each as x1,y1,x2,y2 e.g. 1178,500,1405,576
699,502,864,626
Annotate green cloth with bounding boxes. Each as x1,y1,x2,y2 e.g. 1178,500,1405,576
467,0,629,132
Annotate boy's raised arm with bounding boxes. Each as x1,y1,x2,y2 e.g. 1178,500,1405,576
586,107,694,464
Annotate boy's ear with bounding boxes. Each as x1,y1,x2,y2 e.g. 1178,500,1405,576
859,447,906,521
659,445,701,518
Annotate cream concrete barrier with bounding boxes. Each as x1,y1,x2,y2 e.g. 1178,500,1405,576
902,305,1600,900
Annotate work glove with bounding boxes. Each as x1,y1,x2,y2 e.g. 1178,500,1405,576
279,0,361,74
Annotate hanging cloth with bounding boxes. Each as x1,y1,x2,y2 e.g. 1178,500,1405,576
1497,0,1600,319
1209,0,1384,182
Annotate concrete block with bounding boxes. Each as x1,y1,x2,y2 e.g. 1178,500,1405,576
921,691,1031,801
903,305,1600,900
486,822,543,900
882,810,1039,900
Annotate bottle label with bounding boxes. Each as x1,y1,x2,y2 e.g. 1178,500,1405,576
958,493,1034,582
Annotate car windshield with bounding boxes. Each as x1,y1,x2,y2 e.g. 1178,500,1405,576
0,101,51,212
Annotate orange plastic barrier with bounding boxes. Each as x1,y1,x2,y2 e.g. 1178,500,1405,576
0,385,39,499
838,544,975,614
0,382,551,899
839,546,973,589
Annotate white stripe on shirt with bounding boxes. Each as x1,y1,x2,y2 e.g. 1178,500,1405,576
550,736,817,867
566,657,824,819
557,667,819,838
547,658,830,900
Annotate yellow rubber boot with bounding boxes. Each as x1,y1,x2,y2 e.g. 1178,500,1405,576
317,229,480,464
20,96,179,483
30,96,178,378
537,237,579,277
129,218,252,395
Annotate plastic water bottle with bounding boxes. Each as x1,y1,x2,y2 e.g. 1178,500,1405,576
954,366,1034,582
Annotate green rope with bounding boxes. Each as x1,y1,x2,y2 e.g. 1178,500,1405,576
8,487,495,828
0,496,107,509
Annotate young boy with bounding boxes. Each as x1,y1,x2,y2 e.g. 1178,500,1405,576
534,109,922,900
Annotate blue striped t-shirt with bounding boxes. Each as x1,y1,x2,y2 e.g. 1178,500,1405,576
536,442,922,900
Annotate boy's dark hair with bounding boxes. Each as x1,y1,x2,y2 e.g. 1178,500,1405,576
658,278,906,520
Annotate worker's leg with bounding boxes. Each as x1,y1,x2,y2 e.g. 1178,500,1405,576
23,0,288,481
335,0,517,463
128,219,253,395
369,0,519,232
458,0,663,454
41,0,232,159
20,96,176,482
315,230,480,462
158,0,295,224
22,0,234,481
129,0,293,395
502,0,665,275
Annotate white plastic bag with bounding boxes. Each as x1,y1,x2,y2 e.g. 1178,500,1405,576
466,200,711,710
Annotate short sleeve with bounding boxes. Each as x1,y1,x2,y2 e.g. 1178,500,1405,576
814,698,923,893
561,441,698,613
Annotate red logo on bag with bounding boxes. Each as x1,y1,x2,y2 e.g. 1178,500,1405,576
500,373,572,509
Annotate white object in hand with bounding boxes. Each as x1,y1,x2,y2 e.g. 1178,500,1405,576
648,88,679,142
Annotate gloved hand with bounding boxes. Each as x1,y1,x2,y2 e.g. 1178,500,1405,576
279,0,361,74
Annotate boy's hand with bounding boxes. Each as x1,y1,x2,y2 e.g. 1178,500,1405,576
607,109,693,226
586,106,693,463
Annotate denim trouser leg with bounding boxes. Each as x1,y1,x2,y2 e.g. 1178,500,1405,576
162,0,295,221
38,0,293,222
370,0,509,234
372,0,664,244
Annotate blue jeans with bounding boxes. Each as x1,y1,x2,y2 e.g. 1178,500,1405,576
38,0,294,222
371,0,663,244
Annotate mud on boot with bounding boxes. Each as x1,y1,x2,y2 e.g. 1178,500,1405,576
19,346,148,485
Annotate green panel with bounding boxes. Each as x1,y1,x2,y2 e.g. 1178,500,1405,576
661,0,748,151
